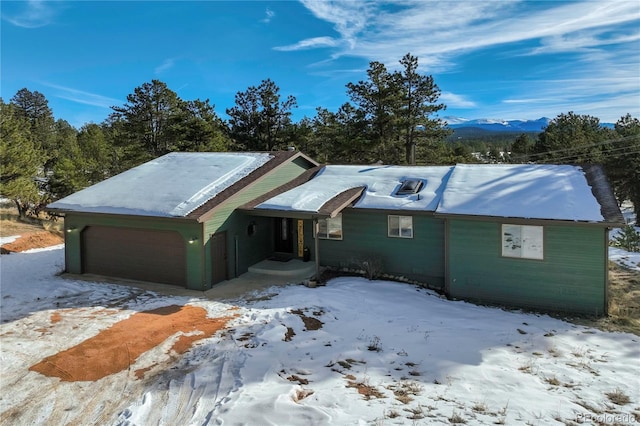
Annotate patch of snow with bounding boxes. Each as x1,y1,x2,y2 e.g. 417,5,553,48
0,235,20,245
437,164,605,221
47,152,272,217
609,247,640,271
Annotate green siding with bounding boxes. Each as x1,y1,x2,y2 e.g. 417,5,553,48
62,213,203,289
203,159,312,284
314,210,445,286
447,219,607,315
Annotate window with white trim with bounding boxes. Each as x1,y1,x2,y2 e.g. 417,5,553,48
501,224,543,260
388,215,413,238
317,214,343,240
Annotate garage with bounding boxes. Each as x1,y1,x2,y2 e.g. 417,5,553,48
81,226,187,286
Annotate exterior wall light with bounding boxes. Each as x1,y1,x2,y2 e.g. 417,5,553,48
188,237,198,244
66,226,76,233
248,221,257,236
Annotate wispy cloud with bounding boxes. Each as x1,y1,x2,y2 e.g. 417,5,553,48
262,8,275,24
155,58,176,75
529,31,640,55
42,83,122,108
496,49,640,121
440,92,477,109
275,36,339,52
298,0,375,49
2,0,59,28
291,0,639,120
293,1,639,65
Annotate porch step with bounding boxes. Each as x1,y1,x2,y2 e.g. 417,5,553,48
248,259,316,277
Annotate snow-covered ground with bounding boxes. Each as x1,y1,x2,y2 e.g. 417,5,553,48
1,244,639,425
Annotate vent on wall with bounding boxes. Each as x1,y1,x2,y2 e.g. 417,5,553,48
397,179,424,195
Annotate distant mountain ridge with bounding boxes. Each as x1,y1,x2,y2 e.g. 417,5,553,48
444,117,552,133
443,117,615,133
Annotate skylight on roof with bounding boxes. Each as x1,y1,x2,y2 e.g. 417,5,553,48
396,179,423,195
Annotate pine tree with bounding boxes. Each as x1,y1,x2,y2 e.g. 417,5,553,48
0,101,41,218
396,53,448,165
608,114,640,216
226,79,296,151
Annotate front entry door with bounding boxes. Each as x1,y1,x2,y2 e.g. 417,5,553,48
274,218,293,253
211,231,228,284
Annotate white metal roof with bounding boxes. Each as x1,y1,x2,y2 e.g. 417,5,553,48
435,163,604,221
48,152,272,217
256,165,454,213
257,163,605,222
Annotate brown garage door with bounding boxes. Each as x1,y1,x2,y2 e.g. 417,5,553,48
81,226,187,286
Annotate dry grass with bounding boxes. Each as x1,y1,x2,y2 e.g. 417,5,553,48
570,263,640,336
387,380,423,405
545,376,561,386
0,207,63,237
292,388,314,402
605,388,630,406
448,411,467,424
346,379,385,400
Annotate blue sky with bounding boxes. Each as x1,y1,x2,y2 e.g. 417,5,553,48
2,0,639,128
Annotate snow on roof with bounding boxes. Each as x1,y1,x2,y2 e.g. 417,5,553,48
48,152,272,217
258,163,605,222
436,164,604,221
257,165,454,213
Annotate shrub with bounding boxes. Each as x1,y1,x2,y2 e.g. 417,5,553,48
351,255,384,280
610,224,640,252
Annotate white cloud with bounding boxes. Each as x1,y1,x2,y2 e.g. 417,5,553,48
155,58,176,75
493,72,639,122
2,0,58,28
299,0,374,49
42,83,122,109
290,1,639,70
293,0,639,120
439,92,477,109
529,30,640,55
274,36,339,51
262,8,275,23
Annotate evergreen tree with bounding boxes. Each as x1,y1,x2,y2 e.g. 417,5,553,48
533,112,614,163
346,54,449,164
610,224,640,252
346,61,400,162
0,101,41,218
608,114,640,216
50,123,114,198
102,113,150,173
10,88,56,170
170,99,230,152
510,133,533,163
226,79,297,151
110,80,181,157
41,119,79,206
396,53,448,165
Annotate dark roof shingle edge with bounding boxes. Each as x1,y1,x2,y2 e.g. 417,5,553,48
239,165,325,211
581,164,625,225
317,186,366,217
187,151,316,220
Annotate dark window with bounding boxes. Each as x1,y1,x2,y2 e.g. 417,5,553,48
388,215,413,238
397,179,423,195
317,214,343,240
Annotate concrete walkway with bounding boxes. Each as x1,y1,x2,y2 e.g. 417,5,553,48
203,271,313,300
68,259,316,302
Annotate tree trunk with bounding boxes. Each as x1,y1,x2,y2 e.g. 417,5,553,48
14,199,28,220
